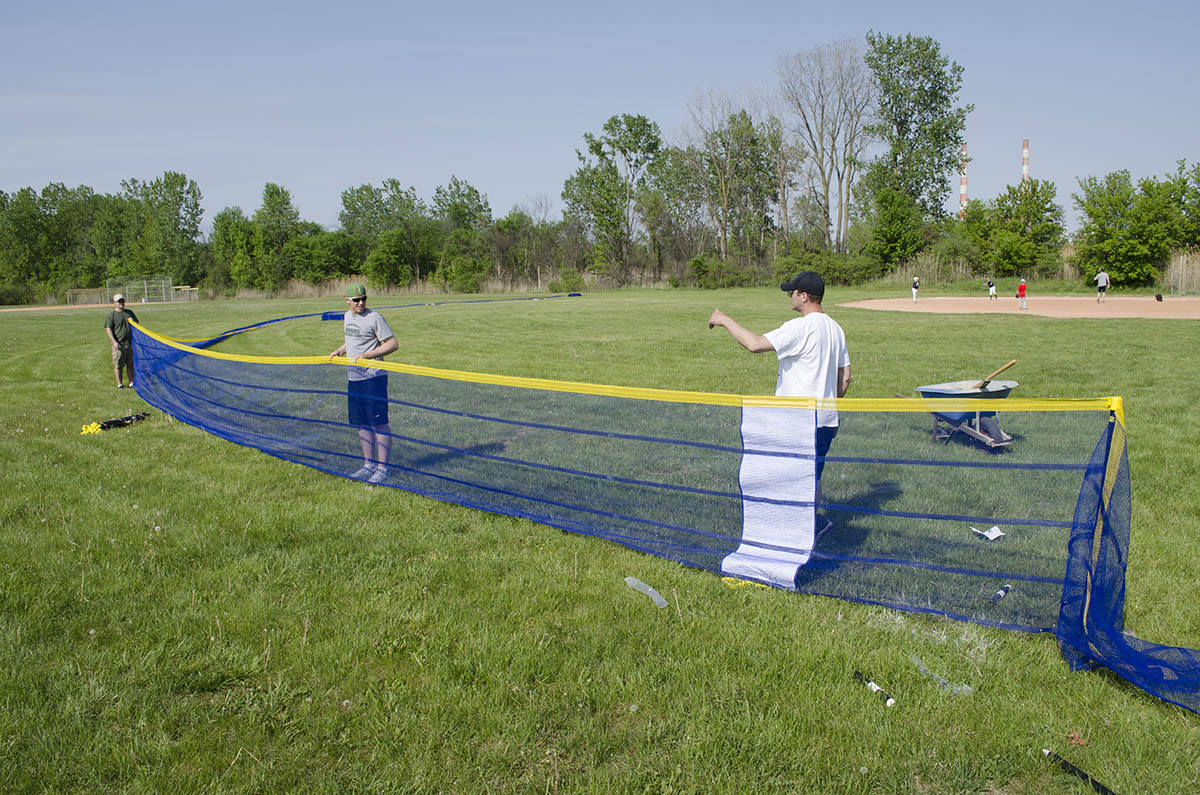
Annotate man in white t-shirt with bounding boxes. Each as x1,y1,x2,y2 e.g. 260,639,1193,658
708,271,851,530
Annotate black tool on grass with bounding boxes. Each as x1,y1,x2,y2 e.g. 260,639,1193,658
853,671,895,707
1042,749,1117,795
100,412,150,430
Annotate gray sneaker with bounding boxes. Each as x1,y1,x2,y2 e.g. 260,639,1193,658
367,466,388,484
350,464,376,480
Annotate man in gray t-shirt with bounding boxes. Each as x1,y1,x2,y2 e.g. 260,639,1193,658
329,283,397,483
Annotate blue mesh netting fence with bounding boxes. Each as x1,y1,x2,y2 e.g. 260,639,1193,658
129,312,1199,714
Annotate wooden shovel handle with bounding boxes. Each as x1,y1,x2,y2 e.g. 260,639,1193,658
972,359,1017,389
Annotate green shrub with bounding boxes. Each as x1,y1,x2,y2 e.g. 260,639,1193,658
0,282,33,305
548,268,586,293
688,255,754,289
772,251,885,287
438,255,490,293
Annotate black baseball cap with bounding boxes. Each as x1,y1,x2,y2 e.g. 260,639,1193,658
780,271,825,298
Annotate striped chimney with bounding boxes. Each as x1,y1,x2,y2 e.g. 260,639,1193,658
1022,138,1030,183
959,143,968,218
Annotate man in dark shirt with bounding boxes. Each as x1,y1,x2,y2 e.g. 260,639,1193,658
104,294,139,388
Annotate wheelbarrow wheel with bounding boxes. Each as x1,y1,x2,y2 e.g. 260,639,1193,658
978,415,1011,444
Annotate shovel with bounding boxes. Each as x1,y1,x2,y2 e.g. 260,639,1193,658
972,359,1017,390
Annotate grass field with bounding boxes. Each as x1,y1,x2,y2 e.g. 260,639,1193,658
2,286,1198,792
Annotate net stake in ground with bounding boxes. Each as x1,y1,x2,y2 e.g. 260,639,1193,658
854,671,895,707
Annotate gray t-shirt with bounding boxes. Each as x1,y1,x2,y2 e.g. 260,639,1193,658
343,308,395,381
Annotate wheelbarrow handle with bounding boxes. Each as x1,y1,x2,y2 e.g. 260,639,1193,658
972,359,1017,390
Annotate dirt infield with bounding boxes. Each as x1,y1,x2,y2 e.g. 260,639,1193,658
839,295,1200,319
0,301,169,313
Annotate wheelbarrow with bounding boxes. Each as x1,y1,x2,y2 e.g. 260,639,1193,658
910,361,1018,448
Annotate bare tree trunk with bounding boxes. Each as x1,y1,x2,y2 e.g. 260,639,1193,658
778,39,874,253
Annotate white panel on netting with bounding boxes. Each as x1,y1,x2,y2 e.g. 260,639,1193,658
721,406,816,588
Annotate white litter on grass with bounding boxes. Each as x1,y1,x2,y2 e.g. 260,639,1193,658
970,525,1005,541
911,654,974,696
624,577,668,608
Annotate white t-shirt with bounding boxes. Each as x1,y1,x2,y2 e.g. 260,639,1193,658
763,311,849,427
343,308,395,381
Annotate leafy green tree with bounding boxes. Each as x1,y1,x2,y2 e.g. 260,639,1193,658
433,176,491,232
762,114,806,257
211,206,257,289
364,223,437,288
338,184,387,239
365,228,414,287
0,183,101,293
862,32,973,219
121,171,204,284
314,231,367,281
488,208,534,285
277,224,333,286
990,229,1041,276
694,109,775,267
638,147,710,282
789,191,832,253
429,176,492,292
562,114,662,282
381,181,439,281
866,186,924,267
959,200,991,260
1073,170,1185,285
965,179,1066,276
281,235,317,285
37,183,100,288
1175,160,1200,245
928,216,981,270
0,187,50,290
89,193,137,278
435,228,492,293
562,162,620,274
251,183,302,290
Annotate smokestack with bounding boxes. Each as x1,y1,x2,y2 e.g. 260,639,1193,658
959,143,968,219
1022,139,1030,183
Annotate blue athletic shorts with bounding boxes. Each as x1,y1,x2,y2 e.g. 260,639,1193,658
347,374,389,427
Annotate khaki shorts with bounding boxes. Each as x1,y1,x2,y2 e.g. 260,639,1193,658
112,343,133,369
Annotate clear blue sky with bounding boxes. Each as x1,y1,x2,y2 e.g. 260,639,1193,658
3,0,1196,235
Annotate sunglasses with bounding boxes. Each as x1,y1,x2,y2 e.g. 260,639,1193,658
349,296,366,303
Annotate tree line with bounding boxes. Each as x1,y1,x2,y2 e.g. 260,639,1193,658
2,32,1198,305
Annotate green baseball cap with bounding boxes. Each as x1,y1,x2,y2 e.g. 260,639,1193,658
345,283,367,299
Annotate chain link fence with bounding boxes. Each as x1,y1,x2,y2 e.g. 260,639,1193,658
67,275,198,305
